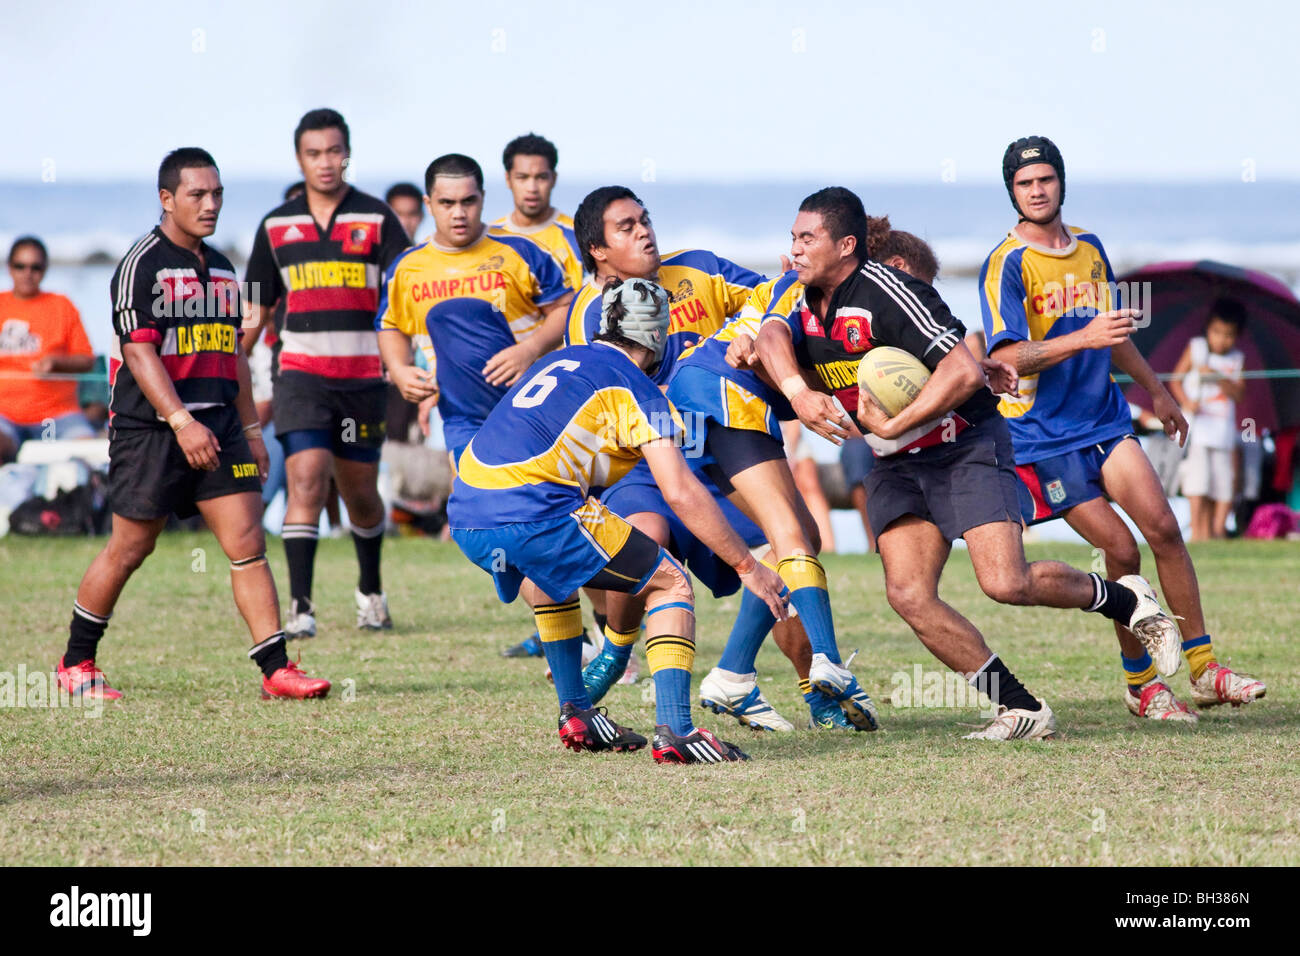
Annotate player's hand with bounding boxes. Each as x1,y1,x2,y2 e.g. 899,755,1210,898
739,561,789,622
856,387,901,440
417,393,438,438
979,356,1020,397
725,333,759,369
1152,389,1189,447
483,341,539,388
176,421,221,471
1078,308,1141,350
792,389,852,445
247,434,270,483
391,365,438,403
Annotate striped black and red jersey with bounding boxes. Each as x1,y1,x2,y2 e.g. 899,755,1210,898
109,226,243,431
245,186,408,385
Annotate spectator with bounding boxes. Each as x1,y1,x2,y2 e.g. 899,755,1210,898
1169,298,1248,540
0,237,97,462
385,182,425,242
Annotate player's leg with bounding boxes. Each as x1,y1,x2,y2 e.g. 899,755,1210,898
334,454,390,629
1100,438,1265,705
280,441,333,636
877,516,1054,740
57,512,167,699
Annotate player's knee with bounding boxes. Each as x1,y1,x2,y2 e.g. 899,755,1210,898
980,572,1032,606
109,535,157,571
1143,509,1185,555
1105,539,1142,576
886,580,932,622
226,526,267,564
642,553,694,607
287,470,330,509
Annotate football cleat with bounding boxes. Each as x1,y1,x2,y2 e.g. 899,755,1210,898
808,653,879,731
557,702,646,753
545,629,601,682
652,725,749,763
284,598,317,640
808,690,855,730
261,661,331,700
1189,663,1266,708
963,698,1057,741
1125,679,1198,723
582,646,630,705
502,632,544,658
1117,575,1182,677
355,590,393,630
698,668,794,732
56,656,123,701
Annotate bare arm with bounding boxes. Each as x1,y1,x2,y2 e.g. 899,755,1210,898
233,349,269,481
379,328,437,403
33,354,95,374
121,342,221,471
482,291,575,387
989,307,1142,375
642,439,788,620
754,320,851,444
855,343,984,440
239,302,272,356
1112,338,1188,446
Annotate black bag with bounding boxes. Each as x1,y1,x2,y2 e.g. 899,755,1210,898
9,472,108,536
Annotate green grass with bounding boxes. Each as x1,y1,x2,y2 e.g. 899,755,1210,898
1,533,1297,865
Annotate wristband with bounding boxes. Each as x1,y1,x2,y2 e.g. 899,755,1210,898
243,423,263,440
167,409,195,432
733,554,757,575
779,375,808,400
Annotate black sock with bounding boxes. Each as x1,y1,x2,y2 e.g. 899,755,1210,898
66,603,110,666
593,611,608,637
249,632,289,677
351,521,384,594
972,655,1038,712
1084,572,1138,623
282,524,319,605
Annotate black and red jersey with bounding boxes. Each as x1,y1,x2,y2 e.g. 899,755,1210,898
775,259,998,456
109,227,242,431
245,186,408,385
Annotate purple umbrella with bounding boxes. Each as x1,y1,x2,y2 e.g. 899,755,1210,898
1117,260,1300,432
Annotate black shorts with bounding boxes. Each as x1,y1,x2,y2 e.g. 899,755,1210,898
273,371,387,461
108,407,261,520
865,415,1022,542
702,425,787,495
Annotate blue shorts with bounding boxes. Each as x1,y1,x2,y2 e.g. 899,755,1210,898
1015,434,1135,525
601,460,765,599
666,364,784,472
840,435,876,489
452,498,661,604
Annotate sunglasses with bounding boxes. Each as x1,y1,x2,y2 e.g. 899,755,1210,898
11,262,45,272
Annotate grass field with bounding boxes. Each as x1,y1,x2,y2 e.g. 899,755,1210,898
1,532,1296,866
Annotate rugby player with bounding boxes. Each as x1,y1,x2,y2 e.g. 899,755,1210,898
244,109,410,637
980,136,1265,720
491,133,583,293
385,182,425,242
755,187,1181,740
55,148,330,701
449,279,787,762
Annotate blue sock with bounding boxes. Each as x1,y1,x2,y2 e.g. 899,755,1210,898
716,589,777,674
653,668,694,736
788,587,839,664
541,636,591,710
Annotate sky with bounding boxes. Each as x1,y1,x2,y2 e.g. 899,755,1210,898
4,0,1299,184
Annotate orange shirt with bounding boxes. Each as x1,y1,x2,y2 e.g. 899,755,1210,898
0,290,93,424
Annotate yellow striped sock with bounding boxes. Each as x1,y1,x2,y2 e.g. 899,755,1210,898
798,677,812,695
1183,637,1216,681
604,623,640,648
645,635,695,674
1125,661,1157,688
534,600,583,643
777,553,827,592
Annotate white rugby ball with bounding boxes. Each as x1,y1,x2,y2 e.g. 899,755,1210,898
856,346,930,417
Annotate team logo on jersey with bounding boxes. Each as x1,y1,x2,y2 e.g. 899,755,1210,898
799,305,824,337
669,279,695,303
477,255,505,272
1091,259,1104,281
1046,479,1066,505
832,307,872,353
283,225,304,241
343,226,374,256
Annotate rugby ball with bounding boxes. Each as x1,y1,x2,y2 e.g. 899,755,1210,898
856,347,930,417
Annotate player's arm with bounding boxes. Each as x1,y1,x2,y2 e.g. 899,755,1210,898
121,342,221,471
241,220,284,356
1111,338,1188,447
989,309,1144,375
483,291,575,387
233,349,269,481
754,319,851,444
641,439,788,621
239,302,272,356
379,329,437,403
856,342,985,440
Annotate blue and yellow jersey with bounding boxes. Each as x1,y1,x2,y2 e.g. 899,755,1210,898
376,228,572,452
979,226,1133,463
448,343,684,528
564,249,763,386
491,211,583,293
